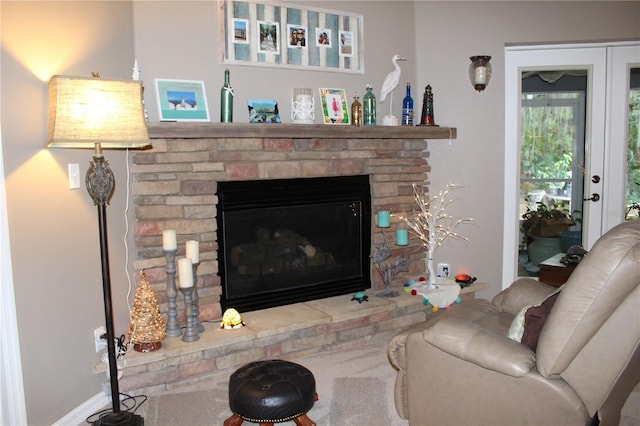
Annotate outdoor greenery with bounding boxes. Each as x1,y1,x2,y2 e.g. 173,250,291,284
521,202,574,238
521,97,575,185
520,88,640,220
627,89,640,215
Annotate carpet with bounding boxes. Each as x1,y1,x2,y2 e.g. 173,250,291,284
139,336,408,426
137,336,640,426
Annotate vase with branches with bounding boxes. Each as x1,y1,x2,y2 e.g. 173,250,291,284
397,183,476,288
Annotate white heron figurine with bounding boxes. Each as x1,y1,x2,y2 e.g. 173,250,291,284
380,54,406,125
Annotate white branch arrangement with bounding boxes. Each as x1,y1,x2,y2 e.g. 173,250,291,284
396,183,477,287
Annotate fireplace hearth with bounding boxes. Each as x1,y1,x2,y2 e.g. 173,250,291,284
217,175,371,312
132,125,449,322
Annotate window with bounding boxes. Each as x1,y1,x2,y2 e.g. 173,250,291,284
626,69,640,220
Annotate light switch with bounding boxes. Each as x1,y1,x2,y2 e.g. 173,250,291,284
68,163,81,189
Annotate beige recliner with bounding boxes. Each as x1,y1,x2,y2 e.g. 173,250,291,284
388,220,640,426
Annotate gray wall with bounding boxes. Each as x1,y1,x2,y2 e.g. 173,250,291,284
132,0,418,122
1,2,137,424
1,1,638,424
413,2,640,298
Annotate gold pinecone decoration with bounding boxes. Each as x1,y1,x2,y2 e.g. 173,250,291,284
128,270,166,352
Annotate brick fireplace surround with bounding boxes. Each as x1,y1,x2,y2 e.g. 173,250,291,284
110,123,457,395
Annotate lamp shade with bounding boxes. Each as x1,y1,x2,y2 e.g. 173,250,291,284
47,75,151,149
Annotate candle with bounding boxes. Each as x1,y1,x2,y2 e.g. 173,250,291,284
377,211,390,228
474,66,487,85
178,258,194,288
186,240,199,263
163,230,177,251
396,229,409,246
295,94,312,105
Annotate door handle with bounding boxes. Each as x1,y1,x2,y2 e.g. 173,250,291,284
584,193,600,202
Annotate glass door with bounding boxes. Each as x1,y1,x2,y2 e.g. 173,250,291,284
605,45,640,230
518,83,586,276
504,42,640,288
503,44,607,288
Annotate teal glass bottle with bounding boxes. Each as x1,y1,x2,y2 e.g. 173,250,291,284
402,83,414,126
220,69,233,123
363,84,376,126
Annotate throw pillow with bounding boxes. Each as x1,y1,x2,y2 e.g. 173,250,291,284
507,286,563,348
521,291,560,351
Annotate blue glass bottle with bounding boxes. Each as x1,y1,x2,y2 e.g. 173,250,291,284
402,83,414,126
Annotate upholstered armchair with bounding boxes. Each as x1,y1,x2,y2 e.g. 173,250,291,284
388,220,640,426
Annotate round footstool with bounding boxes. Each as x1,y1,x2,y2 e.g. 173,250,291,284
224,360,317,426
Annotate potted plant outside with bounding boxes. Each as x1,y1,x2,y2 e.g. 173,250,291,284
521,202,574,266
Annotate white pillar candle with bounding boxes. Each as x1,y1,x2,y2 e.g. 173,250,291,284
178,258,194,288
474,66,487,85
163,230,177,250
186,240,199,263
296,94,312,104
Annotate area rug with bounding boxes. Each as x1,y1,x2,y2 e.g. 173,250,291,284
139,336,408,426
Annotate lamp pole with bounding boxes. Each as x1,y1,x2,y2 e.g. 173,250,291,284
87,144,141,425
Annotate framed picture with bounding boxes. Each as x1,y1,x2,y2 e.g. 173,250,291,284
220,0,364,74
287,24,307,49
247,99,281,123
257,20,280,54
315,28,332,48
339,31,353,57
233,18,249,44
318,88,350,125
155,79,210,122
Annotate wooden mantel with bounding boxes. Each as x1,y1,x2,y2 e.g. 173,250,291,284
147,122,457,140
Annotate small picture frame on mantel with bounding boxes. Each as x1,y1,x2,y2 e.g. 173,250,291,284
155,79,210,122
318,88,350,125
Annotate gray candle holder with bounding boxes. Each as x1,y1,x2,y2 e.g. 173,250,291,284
164,249,183,337
191,262,204,333
180,287,200,342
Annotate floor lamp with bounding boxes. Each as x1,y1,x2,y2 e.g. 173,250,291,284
47,75,151,426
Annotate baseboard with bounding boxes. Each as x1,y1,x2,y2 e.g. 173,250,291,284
53,392,108,426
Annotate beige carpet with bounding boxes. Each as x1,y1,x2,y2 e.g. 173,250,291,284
139,335,407,426
136,335,640,426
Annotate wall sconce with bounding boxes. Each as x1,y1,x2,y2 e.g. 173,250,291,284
469,56,492,92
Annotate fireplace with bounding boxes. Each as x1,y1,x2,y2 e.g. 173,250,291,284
217,175,371,312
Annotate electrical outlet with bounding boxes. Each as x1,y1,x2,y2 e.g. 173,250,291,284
94,326,106,352
437,263,450,278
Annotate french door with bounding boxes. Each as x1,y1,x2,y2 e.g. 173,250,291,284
502,41,640,288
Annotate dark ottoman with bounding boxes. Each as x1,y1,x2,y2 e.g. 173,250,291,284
224,360,317,426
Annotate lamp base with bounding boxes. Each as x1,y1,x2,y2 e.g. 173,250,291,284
93,411,144,426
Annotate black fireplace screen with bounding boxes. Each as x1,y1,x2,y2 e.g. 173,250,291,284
217,175,371,312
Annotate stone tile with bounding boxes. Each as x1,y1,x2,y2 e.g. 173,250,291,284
242,303,330,338
304,292,396,323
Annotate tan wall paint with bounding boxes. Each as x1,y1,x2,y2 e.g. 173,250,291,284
414,1,640,299
1,1,136,424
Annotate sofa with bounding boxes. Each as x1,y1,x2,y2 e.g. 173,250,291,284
388,220,640,426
